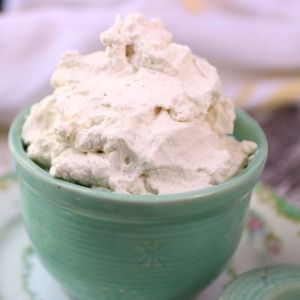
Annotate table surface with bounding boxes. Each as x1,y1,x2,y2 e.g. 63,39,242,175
250,105,300,205
1,105,299,203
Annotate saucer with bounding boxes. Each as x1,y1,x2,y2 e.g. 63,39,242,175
0,173,299,300
219,265,300,300
0,173,72,300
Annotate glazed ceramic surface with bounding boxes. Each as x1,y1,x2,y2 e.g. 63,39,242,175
9,107,267,300
1,174,300,300
219,265,300,300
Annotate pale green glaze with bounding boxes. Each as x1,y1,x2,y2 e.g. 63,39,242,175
9,107,267,300
219,265,300,300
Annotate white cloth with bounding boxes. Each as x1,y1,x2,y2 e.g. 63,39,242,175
1,0,300,126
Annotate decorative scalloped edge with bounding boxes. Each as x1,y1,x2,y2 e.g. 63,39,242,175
22,246,42,300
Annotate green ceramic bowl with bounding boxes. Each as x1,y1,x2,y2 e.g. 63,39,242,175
219,265,300,300
9,107,267,300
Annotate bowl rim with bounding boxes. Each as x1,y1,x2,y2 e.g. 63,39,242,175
219,264,300,300
9,105,268,204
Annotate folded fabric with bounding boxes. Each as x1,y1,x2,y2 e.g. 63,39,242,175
1,0,299,126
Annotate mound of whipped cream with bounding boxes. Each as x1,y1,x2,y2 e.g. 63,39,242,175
22,13,257,194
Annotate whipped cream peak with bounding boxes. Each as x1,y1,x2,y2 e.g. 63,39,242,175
100,13,173,71
22,13,257,195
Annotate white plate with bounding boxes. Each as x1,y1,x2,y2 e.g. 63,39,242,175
0,173,299,300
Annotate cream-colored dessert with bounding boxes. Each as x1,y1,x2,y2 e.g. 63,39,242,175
22,13,256,195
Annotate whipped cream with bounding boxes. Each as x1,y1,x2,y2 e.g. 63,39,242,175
22,13,257,194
